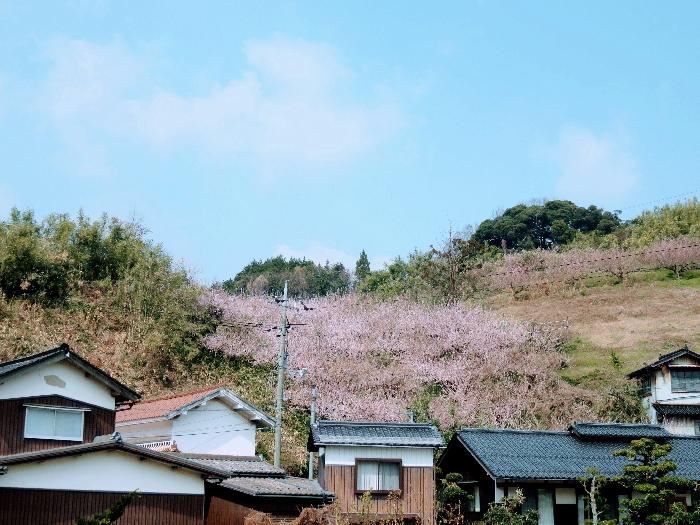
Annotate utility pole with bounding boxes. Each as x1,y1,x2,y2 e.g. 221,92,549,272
273,281,288,468
308,386,317,479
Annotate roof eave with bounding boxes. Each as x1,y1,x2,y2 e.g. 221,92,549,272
0,345,140,402
313,442,442,448
165,388,274,428
453,433,497,481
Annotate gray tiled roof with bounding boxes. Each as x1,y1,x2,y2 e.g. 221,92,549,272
166,453,285,477
570,422,671,439
310,420,444,449
217,476,333,499
0,436,229,477
0,349,57,376
655,404,700,417
0,344,139,402
452,428,700,481
629,346,700,378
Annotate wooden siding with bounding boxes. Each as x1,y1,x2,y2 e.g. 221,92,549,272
205,497,298,525
322,465,435,525
0,488,204,525
0,396,115,456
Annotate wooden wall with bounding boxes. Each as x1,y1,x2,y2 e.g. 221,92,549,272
322,465,435,525
0,488,204,525
205,496,299,525
0,395,116,456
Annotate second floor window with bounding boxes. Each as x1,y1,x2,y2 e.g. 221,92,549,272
24,406,84,441
671,369,700,393
356,460,401,492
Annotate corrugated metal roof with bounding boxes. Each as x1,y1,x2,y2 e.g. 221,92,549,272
217,476,333,499
0,344,139,402
570,422,671,439
116,386,273,428
450,427,700,481
310,420,444,449
166,453,285,477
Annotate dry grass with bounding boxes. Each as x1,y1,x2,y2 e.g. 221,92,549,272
483,279,700,375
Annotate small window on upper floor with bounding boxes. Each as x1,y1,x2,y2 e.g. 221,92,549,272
671,369,700,393
694,421,700,436
356,460,401,493
24,406,84,441
640,376,652,396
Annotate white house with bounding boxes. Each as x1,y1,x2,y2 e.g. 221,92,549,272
115,385,274,455
629,346,700,435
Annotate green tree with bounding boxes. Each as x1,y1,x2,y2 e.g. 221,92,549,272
613,438,700,525
355,250,371,281
473,200,620,250
221,256,350,297
437,472,472,525
483,489,538,525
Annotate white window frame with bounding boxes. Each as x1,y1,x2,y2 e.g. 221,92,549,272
24,405,86,441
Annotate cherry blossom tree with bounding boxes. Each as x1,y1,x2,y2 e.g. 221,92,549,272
202,292,597,428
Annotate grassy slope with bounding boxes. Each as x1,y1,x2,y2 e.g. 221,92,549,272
482,269,700,391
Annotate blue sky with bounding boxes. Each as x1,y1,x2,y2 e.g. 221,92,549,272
0,1,698,283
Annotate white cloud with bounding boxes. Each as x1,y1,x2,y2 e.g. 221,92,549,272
41,37,403,176
275,242,391,272
550,125,639,202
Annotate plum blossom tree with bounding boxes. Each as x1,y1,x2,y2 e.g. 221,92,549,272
202,293,598,428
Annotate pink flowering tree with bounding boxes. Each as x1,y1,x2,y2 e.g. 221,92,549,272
482,236,700,294
202,292,597,429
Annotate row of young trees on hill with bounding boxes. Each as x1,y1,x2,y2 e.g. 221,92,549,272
221,199,699,302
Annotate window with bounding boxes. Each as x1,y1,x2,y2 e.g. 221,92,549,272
356,460,401,493
671,369,700,392
694,421,700,436
640,376,652,395
24,406,84,441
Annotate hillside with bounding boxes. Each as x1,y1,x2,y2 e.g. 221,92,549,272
0,202,697,474
484,270,700,390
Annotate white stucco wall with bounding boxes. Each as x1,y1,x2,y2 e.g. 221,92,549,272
116,419,173,439
663,416,697,436
171,399,256,455
0,450,205,494
324,445,434,467
0,361,115,410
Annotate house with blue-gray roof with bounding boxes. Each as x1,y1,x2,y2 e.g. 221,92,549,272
438,422,700,525
628,346,700,435
309,419,444,525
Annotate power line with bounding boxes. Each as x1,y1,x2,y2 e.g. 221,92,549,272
617,188,699,213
